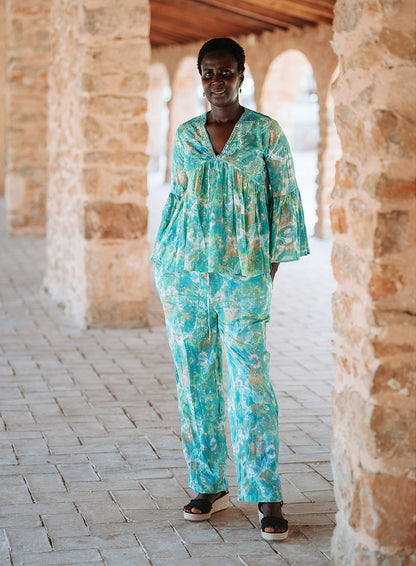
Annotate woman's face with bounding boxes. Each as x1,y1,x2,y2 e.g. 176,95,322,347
200,50,243,109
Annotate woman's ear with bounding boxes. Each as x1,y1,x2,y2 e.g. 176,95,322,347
240,73,244,85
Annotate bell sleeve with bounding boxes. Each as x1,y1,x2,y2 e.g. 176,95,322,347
265,120,310,263
156,130,187,232
170,129,188,200
150,129,188,264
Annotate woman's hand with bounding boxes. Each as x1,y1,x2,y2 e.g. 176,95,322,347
270,263,279,282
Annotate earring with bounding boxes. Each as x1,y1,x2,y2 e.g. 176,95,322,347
202,92,205,97
239,87,242,93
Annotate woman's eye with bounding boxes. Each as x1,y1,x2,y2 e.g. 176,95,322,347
222,70,231,76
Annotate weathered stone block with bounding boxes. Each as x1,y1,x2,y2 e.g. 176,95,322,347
331,241,369,286
374,210,410,256
80,71,149,94
84,43,150,76
371,109,416,159
86,299,148,329
379,27,416,61
373,338,415,357
333,0,363,32
364,173,416,200
86,95,147,118
84,202,147,239
82,168,147,201
84,150,148,168
331,160,358,200
80,0,149,39
330,204,348,234
361,473,416,548
348,198,374,249
84,239,149,300
372,360,415,398
369,262,404,298
373,310,416,327
370,404,415,459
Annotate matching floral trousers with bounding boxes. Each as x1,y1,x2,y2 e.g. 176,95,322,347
155,266,283,502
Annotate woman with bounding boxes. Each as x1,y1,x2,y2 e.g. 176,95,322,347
151,37,309,541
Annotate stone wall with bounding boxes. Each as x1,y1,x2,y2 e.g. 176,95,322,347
331,0,416,563
0,0,5,196
45,0,150,328
5,0,51,235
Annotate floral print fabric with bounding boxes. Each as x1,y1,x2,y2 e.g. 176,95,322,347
155,265,283,502
151,108,309,276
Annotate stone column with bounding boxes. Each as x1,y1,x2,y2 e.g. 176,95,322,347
0,0,5,196
5,0,51,235
45,0,150,329
331,0,416,563
314,86,342,239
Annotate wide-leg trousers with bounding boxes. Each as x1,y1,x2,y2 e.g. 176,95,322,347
155,266,283,502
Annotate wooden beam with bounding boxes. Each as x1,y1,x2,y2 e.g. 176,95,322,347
151,0,281,34
151,2,269,39
253,0,334,22
149,0,335,47
199,0,306,29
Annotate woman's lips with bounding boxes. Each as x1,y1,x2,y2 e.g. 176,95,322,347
211,90,225,96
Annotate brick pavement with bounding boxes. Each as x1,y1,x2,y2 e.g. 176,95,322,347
0,196,336,566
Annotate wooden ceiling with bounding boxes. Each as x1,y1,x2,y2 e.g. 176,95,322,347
150,0,335,47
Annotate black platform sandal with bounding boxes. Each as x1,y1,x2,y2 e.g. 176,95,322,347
258,501,289,541
183,490,229,522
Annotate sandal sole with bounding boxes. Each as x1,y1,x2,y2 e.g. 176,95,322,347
258,506,288,541
261,530,289,541
183,492,229,522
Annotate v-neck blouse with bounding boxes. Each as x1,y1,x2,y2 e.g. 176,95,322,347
151,108,310,277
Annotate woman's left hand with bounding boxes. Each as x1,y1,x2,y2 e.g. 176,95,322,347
270,263,279,282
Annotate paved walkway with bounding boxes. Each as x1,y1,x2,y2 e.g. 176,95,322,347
0,197,336,566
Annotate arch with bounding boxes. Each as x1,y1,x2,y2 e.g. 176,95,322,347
147,62,170,180
261,50,319,235
241,63,256,111
164,56,203,182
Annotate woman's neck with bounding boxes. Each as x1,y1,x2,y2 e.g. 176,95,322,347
208,103,244,124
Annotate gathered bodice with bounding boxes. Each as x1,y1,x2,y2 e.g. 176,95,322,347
151,108,309,276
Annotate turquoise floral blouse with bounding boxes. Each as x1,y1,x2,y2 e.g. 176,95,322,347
151,108,309,276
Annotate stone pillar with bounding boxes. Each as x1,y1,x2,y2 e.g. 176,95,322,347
0,0,5,196
331,0,416,563
5,0,51,235
45,0,150,329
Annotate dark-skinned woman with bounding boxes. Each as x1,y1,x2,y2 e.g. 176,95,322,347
151,37,309,541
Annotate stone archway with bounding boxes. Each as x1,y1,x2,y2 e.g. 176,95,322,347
147,62,170,181
240,63,256,111
165,56,203,183
261,50,320,235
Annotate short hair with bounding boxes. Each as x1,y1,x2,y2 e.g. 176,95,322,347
197,38,245,75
